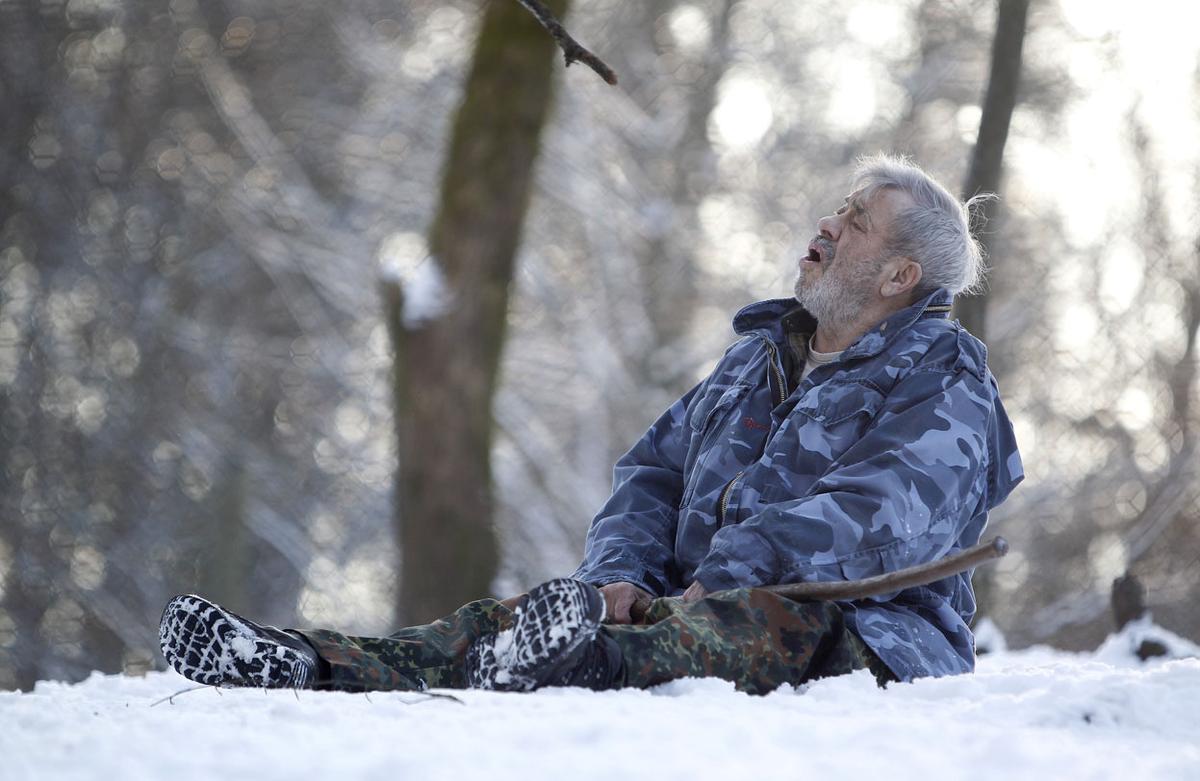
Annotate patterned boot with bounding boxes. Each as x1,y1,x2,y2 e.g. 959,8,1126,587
159,594,319,689
466,578,623,692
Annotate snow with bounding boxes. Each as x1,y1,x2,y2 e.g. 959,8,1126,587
376,232,453,327
973,616,1008,654
396,255,451,327
3,641,1199,780
1092,615,1200,664
227,634,258,663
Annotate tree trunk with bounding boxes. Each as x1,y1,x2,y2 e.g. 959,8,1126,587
386,0,568,624
955,0,1030,343
957,0,1029,626
197,454,251,611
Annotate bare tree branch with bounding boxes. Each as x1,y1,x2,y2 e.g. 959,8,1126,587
515,0,618,85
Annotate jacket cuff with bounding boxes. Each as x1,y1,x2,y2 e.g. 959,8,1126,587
691,555,752,594
572,558,663,596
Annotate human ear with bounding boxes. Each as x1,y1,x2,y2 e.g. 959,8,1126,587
880,258,922,299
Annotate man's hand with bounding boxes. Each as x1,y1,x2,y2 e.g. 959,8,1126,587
681,581,708,603
598,582,652,624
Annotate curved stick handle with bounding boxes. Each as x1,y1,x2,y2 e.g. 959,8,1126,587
765,535,1008,602
625,536,1008,623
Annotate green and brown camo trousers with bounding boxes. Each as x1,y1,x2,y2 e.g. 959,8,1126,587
297,588,894,696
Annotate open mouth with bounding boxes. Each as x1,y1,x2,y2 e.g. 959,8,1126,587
805,237,834,266
804,241,825,265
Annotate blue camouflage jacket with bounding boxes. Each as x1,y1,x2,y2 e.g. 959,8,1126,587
573,288,1023,681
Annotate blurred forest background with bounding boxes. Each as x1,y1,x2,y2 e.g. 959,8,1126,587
2,0,1198,690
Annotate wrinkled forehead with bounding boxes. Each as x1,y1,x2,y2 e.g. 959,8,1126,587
846,184,914,222
844,188,868,210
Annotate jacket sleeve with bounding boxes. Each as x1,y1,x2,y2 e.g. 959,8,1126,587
571,383,700,596
692,366,996,593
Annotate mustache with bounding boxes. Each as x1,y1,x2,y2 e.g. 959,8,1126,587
812,236,836,263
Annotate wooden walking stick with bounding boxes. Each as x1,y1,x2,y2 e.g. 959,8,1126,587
630,536,1009,623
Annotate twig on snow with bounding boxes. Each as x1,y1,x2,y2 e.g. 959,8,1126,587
406,690,466,706
148,680,465,707
150,684,216,707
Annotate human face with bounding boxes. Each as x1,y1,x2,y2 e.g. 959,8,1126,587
794,187,911,326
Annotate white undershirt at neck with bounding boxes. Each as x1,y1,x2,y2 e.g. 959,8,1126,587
800,335,843,382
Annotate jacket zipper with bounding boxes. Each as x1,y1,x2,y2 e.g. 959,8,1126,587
762,340,788,406
712,339,782,526
717,470,744,525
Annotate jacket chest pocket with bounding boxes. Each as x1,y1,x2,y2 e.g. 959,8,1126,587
689,383,751,435
792,380,887,462
795,380,886,425
680,382,751,506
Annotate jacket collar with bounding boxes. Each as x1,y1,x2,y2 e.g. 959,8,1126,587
732,288,954,359
732,298,805,342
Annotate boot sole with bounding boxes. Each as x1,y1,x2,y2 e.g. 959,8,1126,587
159,595,313,689
494,578,605,691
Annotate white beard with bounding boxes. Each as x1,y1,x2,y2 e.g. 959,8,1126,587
794,262,877,328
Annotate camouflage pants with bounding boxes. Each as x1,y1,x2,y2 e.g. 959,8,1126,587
298,588,893,695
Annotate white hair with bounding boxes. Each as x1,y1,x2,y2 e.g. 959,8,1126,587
851,153,993,296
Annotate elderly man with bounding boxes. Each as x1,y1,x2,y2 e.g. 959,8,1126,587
159,154,1022,694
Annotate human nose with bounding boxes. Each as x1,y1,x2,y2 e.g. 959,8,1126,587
817,212,840,241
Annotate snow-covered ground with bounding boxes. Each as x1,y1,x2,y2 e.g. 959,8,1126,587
5,622,1199,781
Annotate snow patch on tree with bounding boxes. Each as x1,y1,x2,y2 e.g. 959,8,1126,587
378,231,453,327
